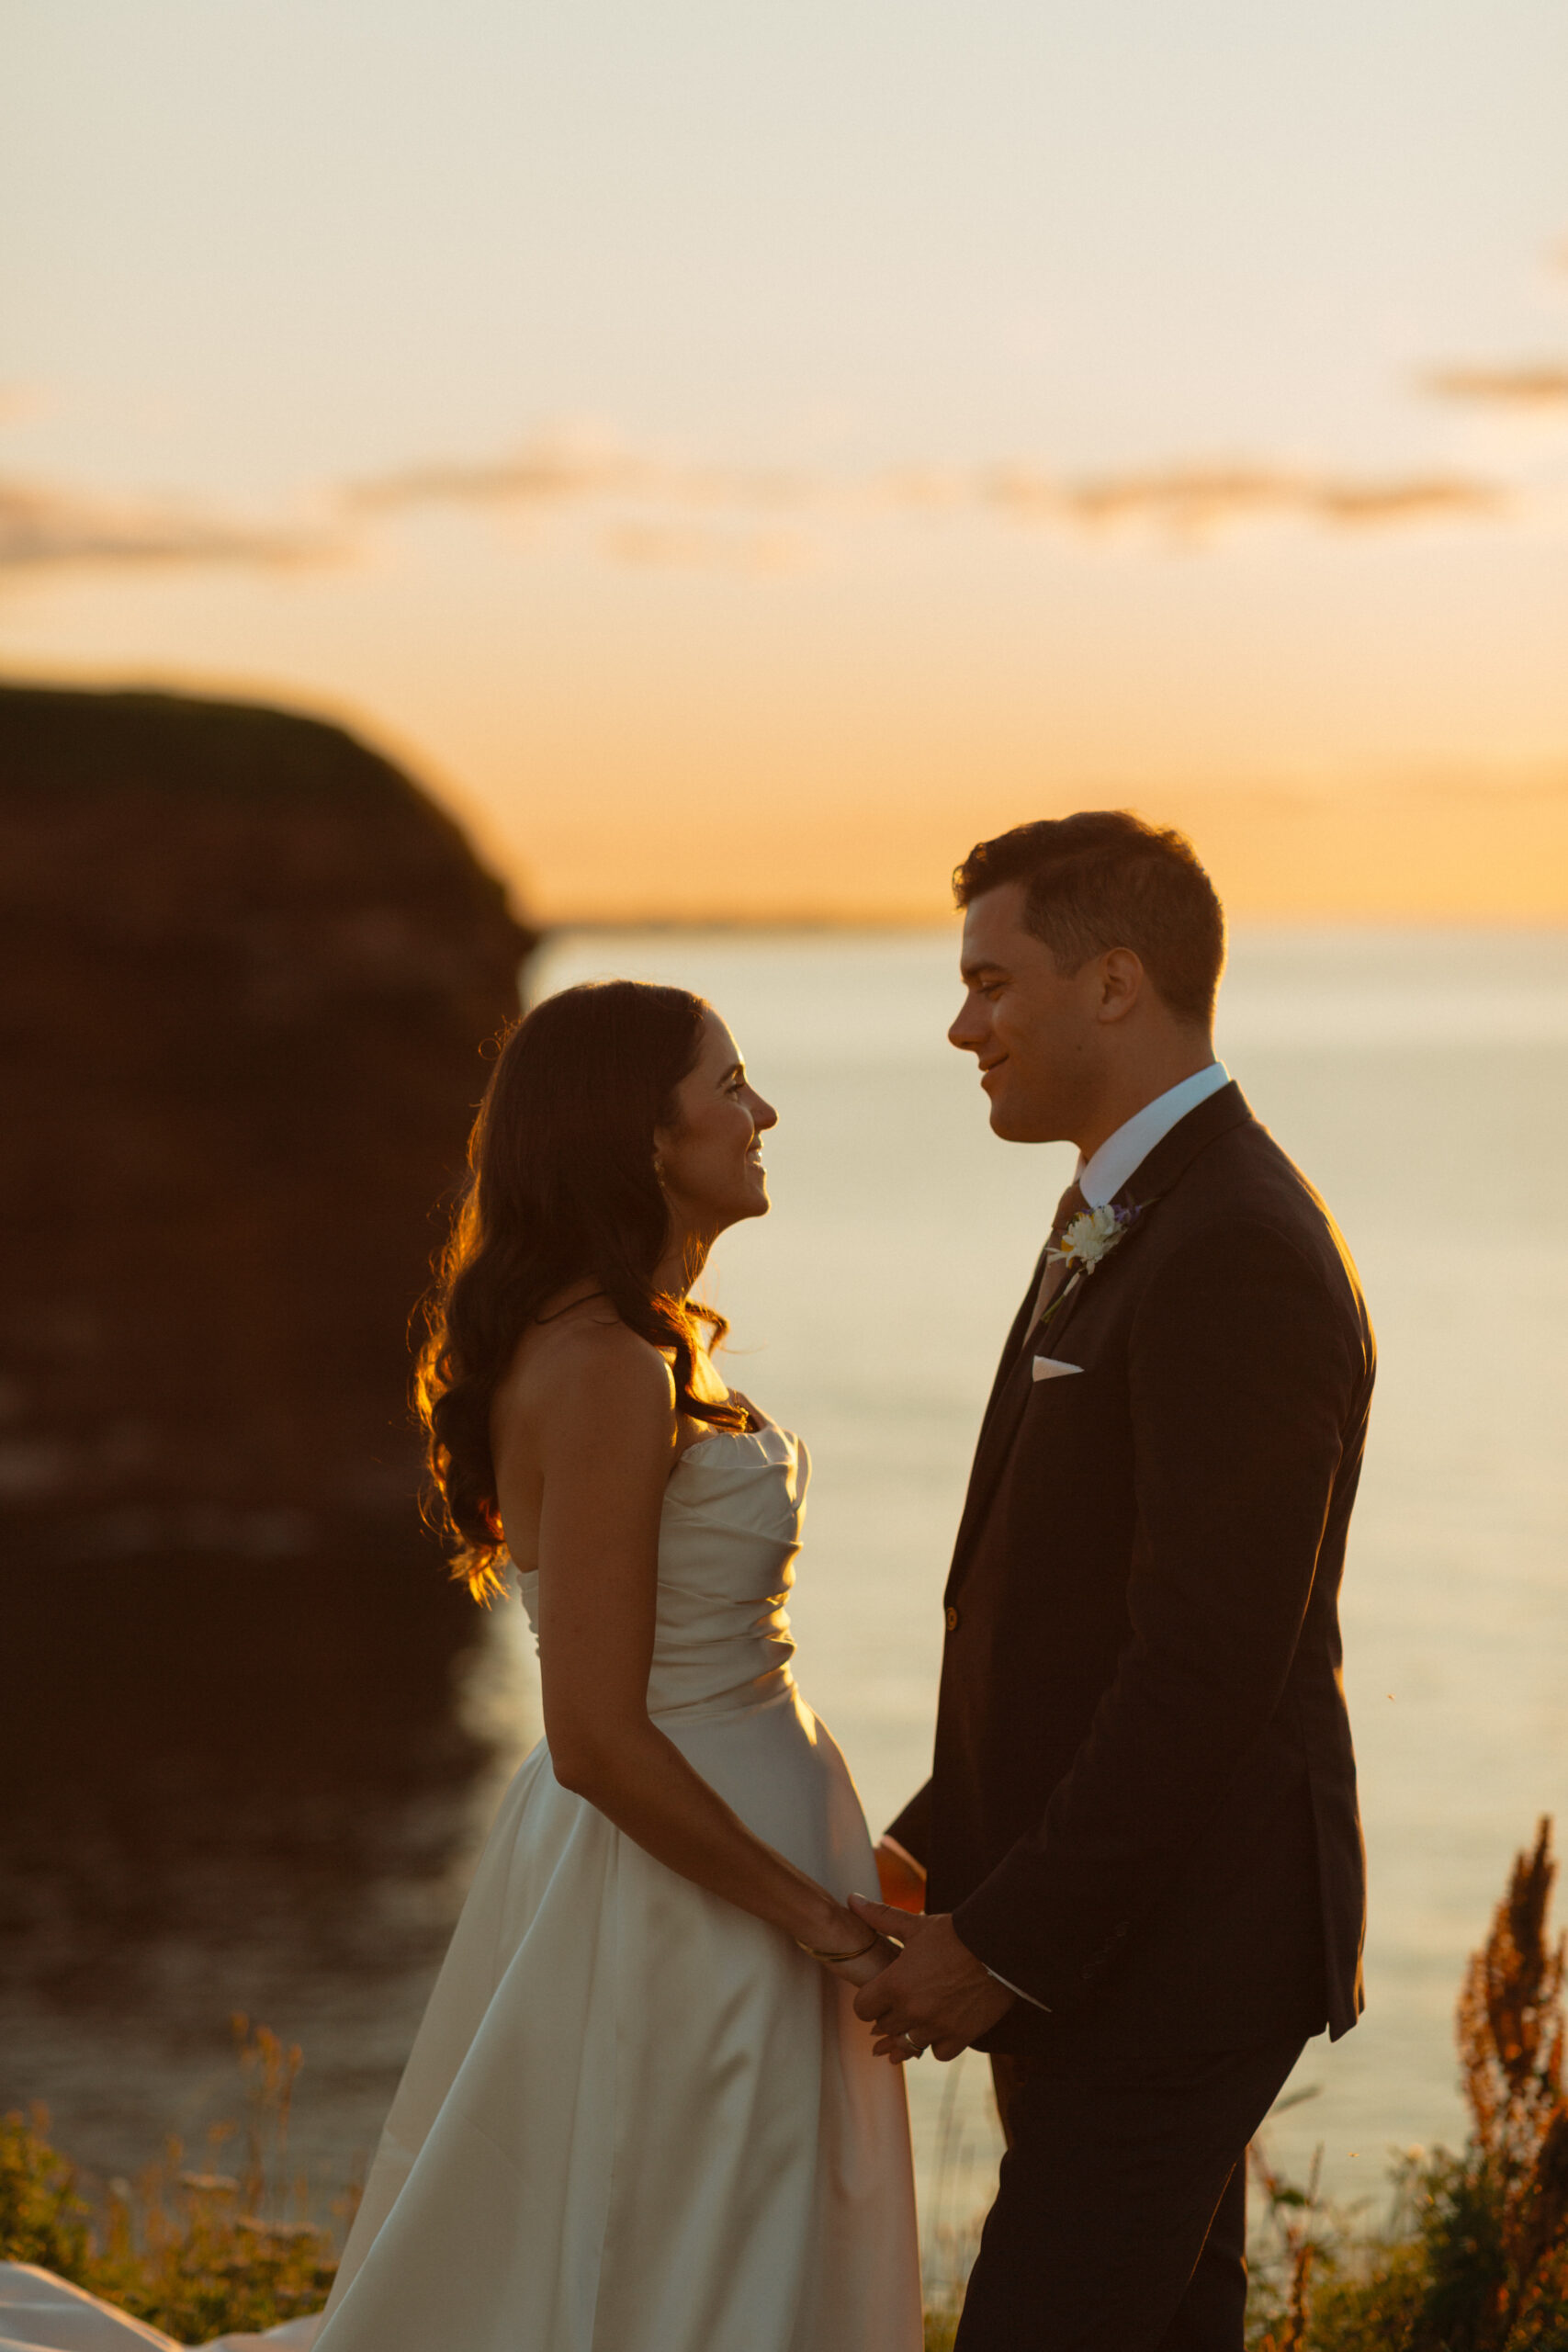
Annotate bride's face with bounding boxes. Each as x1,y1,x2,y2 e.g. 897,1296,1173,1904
654,1012,777,1238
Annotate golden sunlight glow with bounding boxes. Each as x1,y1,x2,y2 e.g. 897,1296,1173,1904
4,7,1567,925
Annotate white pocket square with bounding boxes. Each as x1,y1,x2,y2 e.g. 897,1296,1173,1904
1032,1355,1084,1381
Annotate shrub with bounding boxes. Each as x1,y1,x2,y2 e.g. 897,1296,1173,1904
0,2107,92,2278
0,2018,345,2343
6,1829,1565,2348
1249,1817,1568,2351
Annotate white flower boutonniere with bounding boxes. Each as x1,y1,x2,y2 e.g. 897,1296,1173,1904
1047,1202,1141,1277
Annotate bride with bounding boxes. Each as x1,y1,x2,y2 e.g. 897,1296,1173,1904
310,978,923,2352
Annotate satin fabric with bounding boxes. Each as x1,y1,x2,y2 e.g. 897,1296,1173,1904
310,1416,921,2352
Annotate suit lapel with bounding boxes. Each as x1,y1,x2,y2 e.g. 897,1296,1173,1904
945,1083,1256,1591
1041,1081,1253,1353
1028,1252,1102,1363
984,1249,1049,1424
947,1348,1033,1589
946,1254,1047,1575
1106,1078,1252,1233
954,1245,1116,1565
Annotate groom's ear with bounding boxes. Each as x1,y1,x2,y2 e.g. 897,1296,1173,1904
1094,948,1146,1023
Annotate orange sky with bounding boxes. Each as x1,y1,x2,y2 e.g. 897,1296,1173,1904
5,4,1567,922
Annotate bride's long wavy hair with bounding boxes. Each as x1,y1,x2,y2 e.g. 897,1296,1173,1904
416,979,749,1600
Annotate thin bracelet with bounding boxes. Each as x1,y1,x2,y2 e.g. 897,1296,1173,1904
797,1932,881,1962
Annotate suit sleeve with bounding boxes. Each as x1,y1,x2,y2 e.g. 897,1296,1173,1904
953,1216,1359,2009
885,1780,933,1870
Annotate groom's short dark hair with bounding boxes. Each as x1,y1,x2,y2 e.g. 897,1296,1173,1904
953,811,1224,1027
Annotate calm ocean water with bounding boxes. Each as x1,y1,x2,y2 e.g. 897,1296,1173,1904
488,925,1568,2232
8,925,1565,2263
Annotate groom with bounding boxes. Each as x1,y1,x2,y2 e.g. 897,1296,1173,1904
851,813,1373,2351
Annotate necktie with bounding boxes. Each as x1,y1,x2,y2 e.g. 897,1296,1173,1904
1027,1179,1089,1338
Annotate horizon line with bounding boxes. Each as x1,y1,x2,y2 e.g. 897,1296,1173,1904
533,907,1568,936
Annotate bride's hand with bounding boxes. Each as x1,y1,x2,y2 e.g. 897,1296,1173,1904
823,1931,902,1989
874,1838,927,1915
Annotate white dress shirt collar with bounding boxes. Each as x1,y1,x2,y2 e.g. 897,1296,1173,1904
1076,1060,1231,1209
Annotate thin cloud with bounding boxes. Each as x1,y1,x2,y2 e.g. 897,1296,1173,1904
1422,362,1568,412
866,466,970,514
0,476,338,574
0,425,1517,591
601,520,814,574
978,461,1504,539
347,432,819,519
347,434,652,513
347,432,1507,548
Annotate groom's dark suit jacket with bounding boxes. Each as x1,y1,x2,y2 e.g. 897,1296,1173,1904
888,1082,1374,2055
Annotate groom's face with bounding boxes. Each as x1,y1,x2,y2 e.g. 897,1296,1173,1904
949,881,1105,1145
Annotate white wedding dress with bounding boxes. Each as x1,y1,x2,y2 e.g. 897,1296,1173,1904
0,1411,919,2352
309,1408,922,2352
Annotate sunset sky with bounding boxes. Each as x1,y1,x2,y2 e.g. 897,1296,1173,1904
4,0,1567,921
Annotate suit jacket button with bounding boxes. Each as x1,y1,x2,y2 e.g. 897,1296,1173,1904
944,1605,960,1632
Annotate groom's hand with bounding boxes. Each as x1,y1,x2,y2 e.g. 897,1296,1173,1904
846,1896,1014,2062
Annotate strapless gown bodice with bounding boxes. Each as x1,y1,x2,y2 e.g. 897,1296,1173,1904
516,1419,808,1723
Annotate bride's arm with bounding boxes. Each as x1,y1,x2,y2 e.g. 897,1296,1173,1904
492,1319,894,1986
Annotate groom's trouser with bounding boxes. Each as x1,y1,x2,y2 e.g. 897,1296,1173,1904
953,2024,1307,2352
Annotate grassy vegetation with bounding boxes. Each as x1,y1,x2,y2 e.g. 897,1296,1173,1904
5,1826,1564,2349
0,2019,344,2344
1247,1818,1568,2352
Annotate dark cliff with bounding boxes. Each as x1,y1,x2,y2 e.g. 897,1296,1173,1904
0,683,536,1807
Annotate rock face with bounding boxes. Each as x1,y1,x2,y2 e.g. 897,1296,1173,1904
0,683,536,1792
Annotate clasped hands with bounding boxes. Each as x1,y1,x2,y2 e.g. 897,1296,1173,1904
844,1889,1015,2064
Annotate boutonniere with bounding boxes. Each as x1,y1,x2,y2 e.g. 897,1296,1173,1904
1047,1202,1142,1281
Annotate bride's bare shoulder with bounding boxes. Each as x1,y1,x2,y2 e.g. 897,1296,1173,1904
497,1310,676,1446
